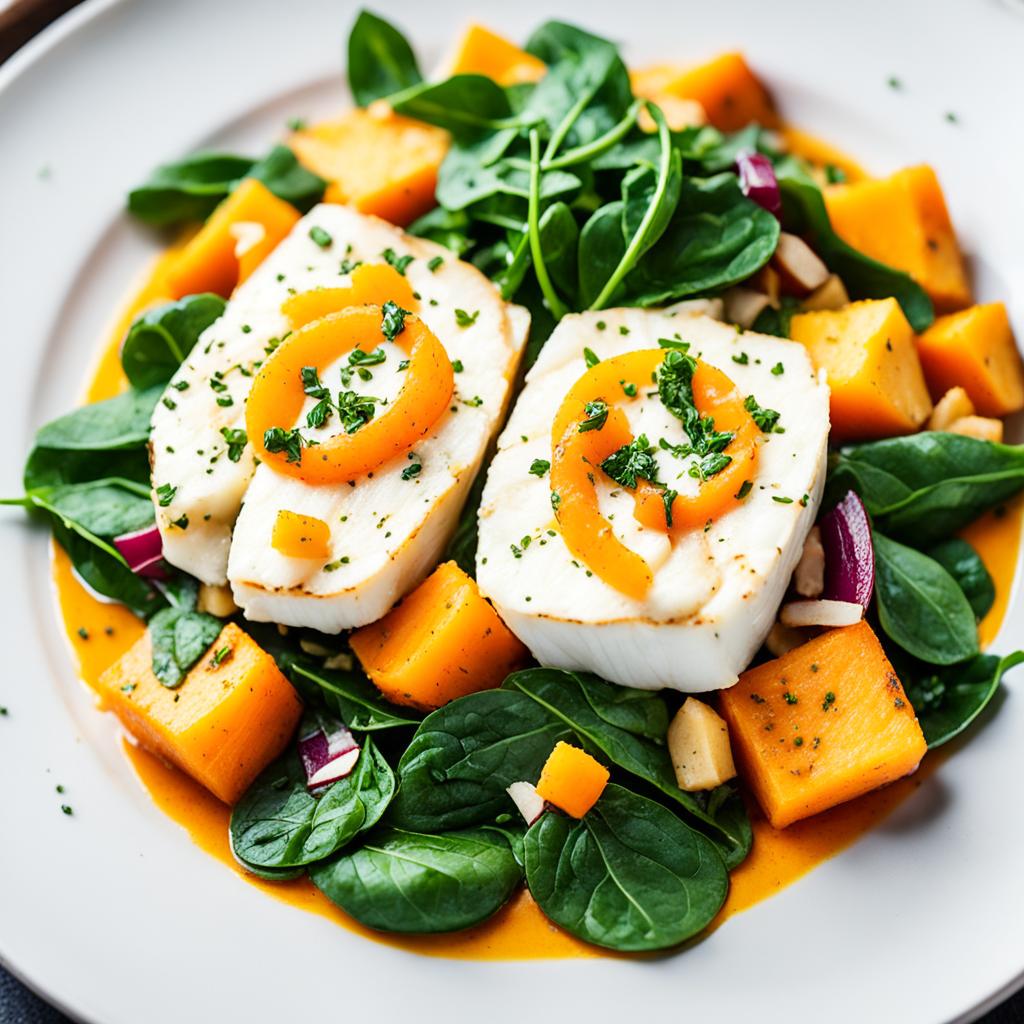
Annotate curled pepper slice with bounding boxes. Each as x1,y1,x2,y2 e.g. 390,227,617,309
247,305,453,484
550,349,759,599
281,262,417,329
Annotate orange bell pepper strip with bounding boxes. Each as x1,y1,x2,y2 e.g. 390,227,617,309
246,306,454,484
281,263,418,329
550,350,759,599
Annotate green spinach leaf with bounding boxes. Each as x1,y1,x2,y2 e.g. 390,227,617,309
120,294,226,389
873,532,978,665
149,606,223,688
231,739,395,870
829,433,1024,544
926,538,995,621
33,387,162,453
391,75,524,136
524,785,728,951
347,9,422,107
290,662,420,731
901,651,1024,748
310,827,521,933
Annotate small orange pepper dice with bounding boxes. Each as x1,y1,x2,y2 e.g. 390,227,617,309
535,742,610,818
271,510,331,560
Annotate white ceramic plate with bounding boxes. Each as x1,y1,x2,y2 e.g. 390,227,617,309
2,1,1023,1021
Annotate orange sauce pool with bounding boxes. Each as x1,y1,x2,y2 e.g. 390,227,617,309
49,131,1021,959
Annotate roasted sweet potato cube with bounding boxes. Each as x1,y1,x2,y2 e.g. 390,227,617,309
535,742,609,818
917,302,1024,418
824,166,971,312
790,298,932,441
445,24,545,84
350,561,528,712
97,623,302,804
720,621,927,828
289,108,448,226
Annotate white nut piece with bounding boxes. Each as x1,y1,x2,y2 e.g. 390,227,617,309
197,583,238,618
780,599,863,629
724,286,772,329
928,387,975,431
667,697,737,792
793,525,825,598
773,232,830,294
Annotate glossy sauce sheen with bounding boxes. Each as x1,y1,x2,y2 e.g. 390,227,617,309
52,196,1021,959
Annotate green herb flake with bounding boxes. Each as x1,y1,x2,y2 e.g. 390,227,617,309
529,459,551,477
455,308,480,328
583,347,601,368
579,399,609,433
427,255,444,273
219,427,247,463
770,362,785,376
156,483,177,507
309,225,333,248
381,248,414,275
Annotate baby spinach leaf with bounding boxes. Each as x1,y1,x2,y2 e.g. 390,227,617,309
388,689,571,831
900,650,1024,748
22,445,150,491
391,75,524,136
50,519,163,619
926,538,995,621
622,173,779,305
128,146,324,228
247,145,326,213
127,152,254,226
775,156,933,332
872,532,978,666
290,662,420,731
148,607,223,688
828,433,1024,544
24,480,154,538
577,200,627,308
408,207,474,256
504,669,751,866
310,827,521,933
120,294,226,389
33,387,162,452
346,9,422,107
524,785,728,951
231,739,395,870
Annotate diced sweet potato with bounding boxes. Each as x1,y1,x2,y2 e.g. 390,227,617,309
164,178,301,299
535,742,609,818
445,24,545,84
96,623,302,804
635,53,779,132
667,698,737,792
289,108,448,226
947,415,1003,443
720,621,927,828
916,302,1024,417
790,298,933,442
350,561,528,711
824,166,971,311
271,510,331,560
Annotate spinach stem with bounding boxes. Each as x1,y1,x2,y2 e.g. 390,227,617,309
542,91,592,164
528,130,570,320
589,103,673,312
543,100,642,171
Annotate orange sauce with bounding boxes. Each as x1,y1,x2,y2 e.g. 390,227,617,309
48,199,1022,959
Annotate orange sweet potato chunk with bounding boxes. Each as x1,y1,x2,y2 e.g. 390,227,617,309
825,166,971,312
917,302,1024,418
289,108,448,227
641,53,779,132
350,561,528,712
446,24,546,84
789,298,933,442
164,178,301,299
535,742,610,818
720,621,927,829
97,623,302,804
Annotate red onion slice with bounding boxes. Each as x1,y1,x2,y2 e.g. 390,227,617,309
736,150,781,218
820,490,875,608
114,524,168,580
298,712,360,791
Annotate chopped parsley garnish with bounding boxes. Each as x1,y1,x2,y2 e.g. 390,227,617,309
171,513,189,530
657,337,690,351
735,480,753,500
381,248,414,275
743,393,782,432
209,377,228,393
162,396,177,410
600,434,659,490
287,116,307,131
583,347,600,368
309,225,333,248
216,395,234,408
662,488,678,527
451,359,464,373
397,359,410,371
427,255,444,273
455,308,479,328
156,483,176,507
772,495,794,504
263,426,305,464
306,398,334,429
210,646,232,668
301,365,330,399
401,461,422,480
621,380,637,397
578,399,609,433
823,691,836,711
219,427,247,463
338,258,362,276
337,390,382,433
529,458,551,477
770,362,785,376
783,691,798,705
732,352,749,365
381,300,409,341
